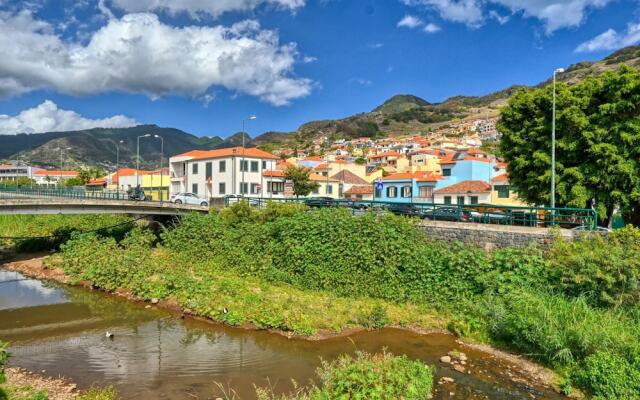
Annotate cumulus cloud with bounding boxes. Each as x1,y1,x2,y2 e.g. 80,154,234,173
401,0,613,33
576,23,640,52
398,14,423,28
0,100,139,135
0,11,312,105
424,22,441,32
107,0,305,18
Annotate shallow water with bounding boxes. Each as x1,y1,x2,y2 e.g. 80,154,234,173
0,269,565,400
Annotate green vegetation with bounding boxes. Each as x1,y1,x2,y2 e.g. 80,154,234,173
31,203,640,399
0,341,8,400
255,351,433,400
284,166,320,198
499,65,640,226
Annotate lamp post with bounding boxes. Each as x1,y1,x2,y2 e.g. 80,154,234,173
551,67,564,209
59,147,71,188
241,115,256,196
115,140,123,196
154,134,164,201
137,134,151,187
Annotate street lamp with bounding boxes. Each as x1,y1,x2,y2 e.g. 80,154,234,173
241,115,257,196
137,134,151,187
115,140,123,195
59,147,71,188
154,134,164,201
551,67,564,209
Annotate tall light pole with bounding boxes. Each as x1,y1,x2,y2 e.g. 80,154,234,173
59,146,71,188
137,134,151,187
115,140,123,195
241,115,256,196
551,67,564,209
154,134,164,201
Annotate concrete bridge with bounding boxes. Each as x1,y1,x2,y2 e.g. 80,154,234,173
0,198,208,216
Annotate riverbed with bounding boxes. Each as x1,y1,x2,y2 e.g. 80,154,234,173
0,266,567,400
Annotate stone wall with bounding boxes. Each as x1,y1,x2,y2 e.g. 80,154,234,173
418,220,577,250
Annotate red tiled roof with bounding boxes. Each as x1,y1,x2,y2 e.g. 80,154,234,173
33,170,78,177
310,173,339,182
263,170,285,178
173,147,278,160
344,186,374,195
330,170,368,185
369,151,403,159
435,180,491,194
303,156,323,162
382,171,442,182
492,173,509,183
87,178,107,186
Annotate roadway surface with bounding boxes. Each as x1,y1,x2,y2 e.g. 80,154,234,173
0,198,208,216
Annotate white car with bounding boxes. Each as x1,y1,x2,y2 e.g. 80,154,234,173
171,193,209,207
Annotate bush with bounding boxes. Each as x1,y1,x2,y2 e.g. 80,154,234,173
0,341,8,400
573,352,640,399
549,226,640,307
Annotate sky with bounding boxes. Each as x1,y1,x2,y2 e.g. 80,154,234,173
0,0,639,138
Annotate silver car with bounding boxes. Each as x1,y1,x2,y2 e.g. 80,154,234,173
171,192,209,207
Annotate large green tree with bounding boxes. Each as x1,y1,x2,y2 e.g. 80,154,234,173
284,166,320,198
498,66,640,225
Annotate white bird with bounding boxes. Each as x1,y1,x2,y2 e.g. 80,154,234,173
223,307,228,314
105,331,114,338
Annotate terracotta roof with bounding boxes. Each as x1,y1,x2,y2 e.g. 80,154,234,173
330,170,368,185
435,180,491,194
309,173,339,182
492,173,509,183
344,186,374,195
369,151,403,159
263,170,285,178
33,170,78,177
173,147,278,160
87,178,107,186
382,171,442,182
303,156,323,162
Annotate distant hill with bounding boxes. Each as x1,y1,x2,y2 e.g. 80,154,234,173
374,95,431,114
1,125,224,169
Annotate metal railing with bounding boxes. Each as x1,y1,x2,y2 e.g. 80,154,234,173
225,196,598,230
0,185,144,202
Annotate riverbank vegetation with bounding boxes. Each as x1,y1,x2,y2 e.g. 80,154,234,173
8,203,640,398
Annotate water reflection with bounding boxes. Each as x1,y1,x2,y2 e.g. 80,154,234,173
0,270,67,310
0,270,566,400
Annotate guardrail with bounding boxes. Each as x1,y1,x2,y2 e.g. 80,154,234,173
0,185,149,202
225,196,598,230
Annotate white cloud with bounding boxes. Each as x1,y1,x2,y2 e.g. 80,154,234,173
368,42,384,49
576,23,640,52
397,14,424,28
401,0,613,33
489,10,509,24
0,100,139,135
424,22,441,32
107,0,305,18
349,78,373,86
0,11,312,106
302,55,317,63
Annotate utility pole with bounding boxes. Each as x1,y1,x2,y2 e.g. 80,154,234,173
137,134,151,187
551,67,564,209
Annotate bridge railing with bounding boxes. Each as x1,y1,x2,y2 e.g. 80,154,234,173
225,196,598,230
0,185,136,201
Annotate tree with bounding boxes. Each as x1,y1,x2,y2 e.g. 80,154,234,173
355,157,367,165
284,166,319,198
498,65,640,225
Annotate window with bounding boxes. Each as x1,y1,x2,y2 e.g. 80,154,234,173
262,161,267,169
375,187,382,199
219,161,226,173
444,196,452,205
387,186,397,198
240,182,248,194
251,161,259,172
192,163,199,174
326,184,333,195
496,185,510,199
312,186,319,194
419,186,433,199
219,182,226,195
192,183,198,194
268,181,284,193
457,196,465,205
240,160,249,172
251,183,259,194
442,168,452,177
205,162,212,179
402,186,412,198
470,196,479,204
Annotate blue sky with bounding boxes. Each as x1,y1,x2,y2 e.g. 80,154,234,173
0,0,638,138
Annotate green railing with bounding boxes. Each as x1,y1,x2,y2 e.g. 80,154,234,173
0,185,134,201
225,196,598,230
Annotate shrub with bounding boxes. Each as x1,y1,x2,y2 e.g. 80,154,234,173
0,341,8,400
549,226,640,307
573,352,640,399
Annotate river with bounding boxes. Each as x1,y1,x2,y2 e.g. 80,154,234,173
0,268,566,400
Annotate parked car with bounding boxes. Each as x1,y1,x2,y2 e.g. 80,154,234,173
385,203,427,218
171,192,209,207
304,197,338,208
422,207,472,222
127,186,150,201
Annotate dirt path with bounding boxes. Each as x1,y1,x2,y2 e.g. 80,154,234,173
5,368,79,400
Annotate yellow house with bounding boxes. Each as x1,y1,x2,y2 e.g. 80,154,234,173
490,174,527,206
309,173,341,198
410,154,442,174
140,170,170,201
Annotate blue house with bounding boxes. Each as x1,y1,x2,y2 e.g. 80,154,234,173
437,158,496,189
375,171,441,203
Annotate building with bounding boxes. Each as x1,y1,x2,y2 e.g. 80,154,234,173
490,173,525,206
0,163,34,183
434,180,492,205
375,171,442,203
33,170,79,187
330,170,371,199
169,147,279,199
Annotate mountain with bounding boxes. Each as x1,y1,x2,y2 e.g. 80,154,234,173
0,125,224,169
374,95,431,114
